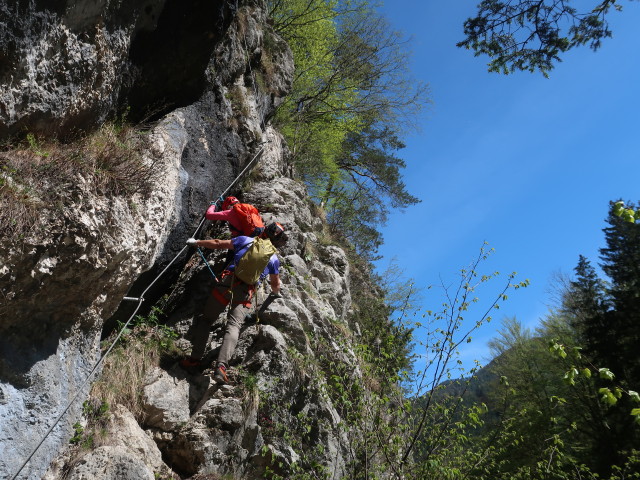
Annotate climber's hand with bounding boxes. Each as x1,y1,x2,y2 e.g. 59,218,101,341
186,238,198,247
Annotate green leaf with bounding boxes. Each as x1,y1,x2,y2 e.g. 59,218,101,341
549,341,568,359
629,391,640,403
599,368,615,381
582,368,592,378
613,201,625,216
599,387,618,406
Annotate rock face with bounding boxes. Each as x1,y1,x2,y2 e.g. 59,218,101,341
0,0,237,138
0,0,302,478
0,0,367,479
138,141,356,479
37,128,358,480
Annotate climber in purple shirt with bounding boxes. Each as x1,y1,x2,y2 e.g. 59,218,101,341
181,222,286,384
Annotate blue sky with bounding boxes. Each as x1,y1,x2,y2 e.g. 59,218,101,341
375,1,640,373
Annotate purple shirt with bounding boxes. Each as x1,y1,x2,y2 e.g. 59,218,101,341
229,236,280,281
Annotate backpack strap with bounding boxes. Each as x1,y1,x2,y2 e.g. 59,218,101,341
229,223,242,236
226,238,255,271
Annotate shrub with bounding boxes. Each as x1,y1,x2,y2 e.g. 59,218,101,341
91,307,181,421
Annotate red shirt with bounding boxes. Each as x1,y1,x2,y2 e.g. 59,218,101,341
205,205,243,236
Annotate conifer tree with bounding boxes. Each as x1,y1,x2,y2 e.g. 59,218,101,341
557,202,640,474
563,254,611,365
599,201,640,385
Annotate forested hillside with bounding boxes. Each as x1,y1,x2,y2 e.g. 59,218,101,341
436,203,640,479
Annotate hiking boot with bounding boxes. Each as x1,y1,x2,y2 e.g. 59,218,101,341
213,364,229,384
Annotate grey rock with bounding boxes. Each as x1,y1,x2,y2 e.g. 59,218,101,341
0,0,239,138
64,446,155,480
0,0,295,477
283,253,308,275
107,405,167,473
142,367,191,431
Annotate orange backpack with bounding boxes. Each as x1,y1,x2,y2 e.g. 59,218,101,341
232,203,265,237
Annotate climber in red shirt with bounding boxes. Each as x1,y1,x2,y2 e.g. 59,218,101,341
205,196,244,237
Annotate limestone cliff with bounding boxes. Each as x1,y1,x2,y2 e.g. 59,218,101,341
0,1,368,479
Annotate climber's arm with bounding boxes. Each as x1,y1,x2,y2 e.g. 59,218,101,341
192,239,234,250
269,274,281,295
205,206,234,221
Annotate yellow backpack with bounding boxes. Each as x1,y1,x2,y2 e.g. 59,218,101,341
234,237,276,284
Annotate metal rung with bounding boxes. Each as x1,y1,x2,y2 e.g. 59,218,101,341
122,296,142,302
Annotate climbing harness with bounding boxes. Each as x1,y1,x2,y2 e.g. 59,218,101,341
10,142,269,480
211,272,255,308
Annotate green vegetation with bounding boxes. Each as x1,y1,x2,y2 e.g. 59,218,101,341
264,2,640,474
256,237,529,479
69,400,110,449
434,201,640,479
268,0,428,258
257,198,640,479
613,200,640,223
91,307,181,421
459,0,639,76
14,1,637,477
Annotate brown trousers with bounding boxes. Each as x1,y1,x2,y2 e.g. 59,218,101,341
190,275,253,366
